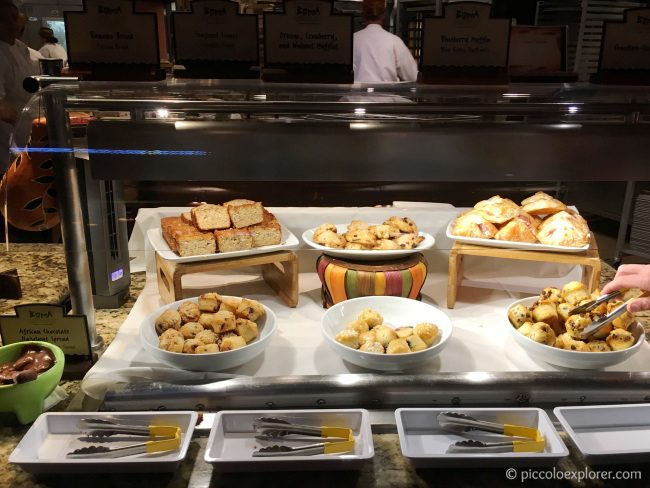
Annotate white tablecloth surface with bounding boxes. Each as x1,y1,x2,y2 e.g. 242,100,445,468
80,206,650,400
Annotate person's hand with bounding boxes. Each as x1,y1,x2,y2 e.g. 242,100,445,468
602,264,650,313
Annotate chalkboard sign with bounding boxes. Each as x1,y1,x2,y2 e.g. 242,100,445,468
263,0,353,83
420,1,510,84
64,0,164,80
172,0,259,78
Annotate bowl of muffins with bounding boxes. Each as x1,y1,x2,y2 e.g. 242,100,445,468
321,296,453,371
140,294,276,371
506,282,645,369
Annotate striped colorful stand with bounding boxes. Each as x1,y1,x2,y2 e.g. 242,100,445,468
317,253,428,308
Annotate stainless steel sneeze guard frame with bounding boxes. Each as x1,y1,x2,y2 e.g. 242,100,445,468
102,372,650,411
28,79,650,409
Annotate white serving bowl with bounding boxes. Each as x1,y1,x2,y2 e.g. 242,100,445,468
321,296,453,371
140,297,276,372
506,297,645,370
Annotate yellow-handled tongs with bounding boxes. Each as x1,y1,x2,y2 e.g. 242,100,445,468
252,417,355,457
67,419,181,459
438,412,546,453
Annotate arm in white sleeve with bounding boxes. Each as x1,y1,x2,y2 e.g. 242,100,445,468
395,40,418,82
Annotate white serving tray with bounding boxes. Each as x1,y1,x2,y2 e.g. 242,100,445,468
9,411,198,474
148,221,299,264
554,404,650,464
445,220,590,253
395,408,568,468
204,409,374,471
303,224,435,261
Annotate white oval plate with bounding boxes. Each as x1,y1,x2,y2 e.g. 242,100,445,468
302,224,435,261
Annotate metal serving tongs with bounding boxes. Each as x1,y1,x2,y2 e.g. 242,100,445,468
579,290,650,340
447,439,545,454
438,413,546,454
67,419,181,459
437,412,541,439
569,290,622,315
252,417,355,457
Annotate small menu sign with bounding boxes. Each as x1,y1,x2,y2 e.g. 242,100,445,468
264,0,352,72
0,304,92,357
421,2,510,70
600,8,650,71
509,26,565,74
65,0,160,66
172,0,258,64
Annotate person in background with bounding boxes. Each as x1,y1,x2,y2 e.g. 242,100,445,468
0,0,39,169
37,26,67,67
602,264,650,313
353,0,418,83
18,13,43,64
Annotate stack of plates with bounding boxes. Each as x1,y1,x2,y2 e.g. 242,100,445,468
630,192,650,254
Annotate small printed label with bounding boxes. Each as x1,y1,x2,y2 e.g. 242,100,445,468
601,8,650,70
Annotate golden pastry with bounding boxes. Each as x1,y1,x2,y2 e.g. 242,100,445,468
517,321,534,337
606,329,635,351
374,325,398,347
358,309,383,328
236,298,266,321
406,334,428,352
527,322,556,346
473,195,519,224
395,233,424,249
219,297,240,314
587,340,611,352
159,329,184,352
345,242,371,250
494,219,537,243
374,239,400,250
335,329,360,349
195,343,220,354
195,329,218,345
414,323,439,346
177,301,201,323
561,281,590,306
386,338,410,354
565,314,592,339
521,191,554,206
235,318,258,343
179,322,204,339
540,287,562,304
536,211,590,247
347,220,370,231
347,319,370,335
532,300,561,334
198,292,222,312
384,216,418,233
369,224,401,239
521,194,567,216
450,210,498,239
557,302,573,322
359,341,384,353
508,304,532,328
182,338,204,354
313,223,337,240
220,335,247,352
155,309,182,335
200,311,236,334
395,327,414,338
359,329,377,344
344,229,377,247
514,210,542,232
555,333,589,351
314,229,347,248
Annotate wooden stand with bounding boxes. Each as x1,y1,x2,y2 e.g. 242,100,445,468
156,251,299,307
447,237,602,309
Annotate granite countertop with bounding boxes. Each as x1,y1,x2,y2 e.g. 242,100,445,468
1,244,650,487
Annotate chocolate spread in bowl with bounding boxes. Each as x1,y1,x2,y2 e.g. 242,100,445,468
0,345,56,385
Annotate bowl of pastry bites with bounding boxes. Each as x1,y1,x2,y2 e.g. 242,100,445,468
321,296,453,371
506,282,644,369
140,294,276,371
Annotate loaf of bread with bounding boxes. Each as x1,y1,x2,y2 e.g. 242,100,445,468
191,204,231,231
226,200,263,228
161,217,216,256
246,210,282,247
215,228,253,252
180,211,192,225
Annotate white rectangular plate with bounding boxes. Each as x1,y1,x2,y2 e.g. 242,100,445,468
205,409,374,471
9,411,197,474
147,220,299,264
445,220,590,253
395,408,568,468
554,404,650,464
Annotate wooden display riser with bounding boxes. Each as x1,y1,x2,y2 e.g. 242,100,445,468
447,237,601,309
156,251,299,307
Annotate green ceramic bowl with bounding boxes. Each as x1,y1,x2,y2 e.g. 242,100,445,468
0,341,65,424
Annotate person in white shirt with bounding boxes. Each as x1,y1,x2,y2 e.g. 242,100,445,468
37,26,67,67
353,0,418,83
18,13,43,64
0,0,40,168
